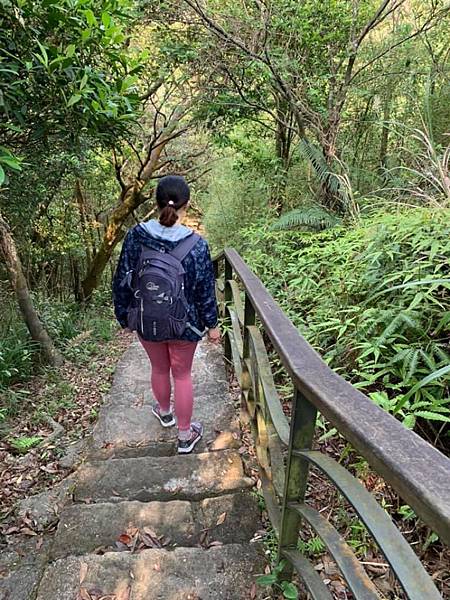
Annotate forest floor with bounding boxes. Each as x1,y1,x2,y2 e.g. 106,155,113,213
0,327,132,542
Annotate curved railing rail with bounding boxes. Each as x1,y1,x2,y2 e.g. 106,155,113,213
214,249,450,600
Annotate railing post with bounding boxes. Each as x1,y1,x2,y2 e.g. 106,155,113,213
243,294,255,356
223,257,233,362
278,387,317,577
241,293,256,412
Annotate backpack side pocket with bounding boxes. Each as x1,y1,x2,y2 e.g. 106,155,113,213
127,306,140,332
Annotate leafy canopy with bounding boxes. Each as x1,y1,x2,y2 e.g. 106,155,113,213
0,0,146,183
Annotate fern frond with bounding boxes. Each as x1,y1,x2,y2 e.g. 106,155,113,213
299,140,342,195
377,311,420,346
405,349,420,383
419,349,437,371
413,411,450,422
430,343,449,365
272,205,342,231
298,140,359,217
388,347,411,364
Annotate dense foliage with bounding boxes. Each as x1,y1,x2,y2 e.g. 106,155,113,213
236,208,450,447
0,0,143,174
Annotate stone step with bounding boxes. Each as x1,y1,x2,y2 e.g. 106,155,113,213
91,340,237,454
52,492,261,559
74,450,253,504
37,544,264,600
91,391,238,456
89,429,241,461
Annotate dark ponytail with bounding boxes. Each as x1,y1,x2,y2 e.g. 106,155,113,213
156,175,190,227
159,204,178,227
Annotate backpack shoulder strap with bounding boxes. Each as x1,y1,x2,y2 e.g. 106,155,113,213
170,233,201,262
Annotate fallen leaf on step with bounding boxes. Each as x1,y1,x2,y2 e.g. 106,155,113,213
140,527,162,548
216,512,227,526
118,533,132,546
79,562,88,584
154,563,161,572
141,532,162,548
77,588,92,600
250,582,257,599
207,540,223,548
115,584,131,600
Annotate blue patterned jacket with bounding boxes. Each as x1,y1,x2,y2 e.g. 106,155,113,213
112,220,218,342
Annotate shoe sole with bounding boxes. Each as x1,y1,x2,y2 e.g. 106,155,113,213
178,431,203,454
152,408,175,428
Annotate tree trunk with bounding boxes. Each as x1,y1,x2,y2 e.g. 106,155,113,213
320,116,343,212
72,257,83,302
379,88,393,171
81,110,183,300
351,95,374,167
0,214,63,366
74,179,93,266
273,101,294,215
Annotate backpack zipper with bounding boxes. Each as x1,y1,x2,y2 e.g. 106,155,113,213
140,298,144,333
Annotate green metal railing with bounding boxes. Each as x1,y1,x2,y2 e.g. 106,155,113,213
214,249,450,600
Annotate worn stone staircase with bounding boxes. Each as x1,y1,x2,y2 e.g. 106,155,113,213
32,340,264,599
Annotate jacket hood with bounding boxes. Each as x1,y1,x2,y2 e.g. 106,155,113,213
137,219,193,244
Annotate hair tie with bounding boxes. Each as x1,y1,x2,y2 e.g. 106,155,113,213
168,200,174,206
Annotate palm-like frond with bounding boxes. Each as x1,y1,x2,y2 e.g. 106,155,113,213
299,140,342,195
271,205,342,231
298,140,359,218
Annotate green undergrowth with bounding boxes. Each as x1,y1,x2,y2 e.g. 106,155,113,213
0,288,118,425
240,207,450,448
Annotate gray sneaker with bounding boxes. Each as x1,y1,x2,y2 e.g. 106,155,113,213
177,422,203,454
152,405,176,428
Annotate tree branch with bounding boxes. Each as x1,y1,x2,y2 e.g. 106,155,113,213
349,6,448,83
139,76,165,102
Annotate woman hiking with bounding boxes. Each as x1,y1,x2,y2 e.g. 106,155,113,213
112,175,219,454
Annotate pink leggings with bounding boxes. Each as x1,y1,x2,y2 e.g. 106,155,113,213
139,339,197,431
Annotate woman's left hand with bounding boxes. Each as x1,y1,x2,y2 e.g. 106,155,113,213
207,327,221,344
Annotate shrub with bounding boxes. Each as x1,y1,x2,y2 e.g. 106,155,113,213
240,207,450,446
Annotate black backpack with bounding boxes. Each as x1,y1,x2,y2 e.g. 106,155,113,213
127,233,200,341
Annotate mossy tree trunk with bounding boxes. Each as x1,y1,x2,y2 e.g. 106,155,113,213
0,213,63,366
